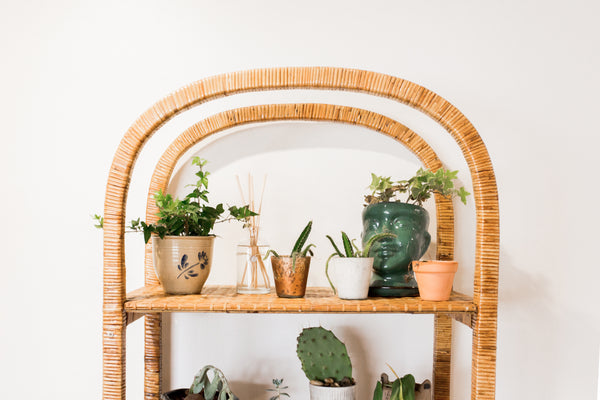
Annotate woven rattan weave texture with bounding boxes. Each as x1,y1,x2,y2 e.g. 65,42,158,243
103,67,499,400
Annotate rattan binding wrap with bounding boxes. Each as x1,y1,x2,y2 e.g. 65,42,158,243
103,67,499,400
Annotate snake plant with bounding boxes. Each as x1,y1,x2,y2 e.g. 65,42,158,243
265,220,315,270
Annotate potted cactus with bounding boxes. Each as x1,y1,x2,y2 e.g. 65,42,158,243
324,231,395,300
266,221,315,298
363,168,470,297
296,327,355,400
161,365,239,400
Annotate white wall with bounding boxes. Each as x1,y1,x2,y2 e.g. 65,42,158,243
1,1,599,399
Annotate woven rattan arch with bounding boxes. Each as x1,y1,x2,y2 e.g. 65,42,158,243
103,67,499,400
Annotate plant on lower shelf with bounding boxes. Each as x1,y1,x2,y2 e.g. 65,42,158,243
160,365,238,400
267,378,290,400
296,327,355,389
372,365,416,400
188,365,239,400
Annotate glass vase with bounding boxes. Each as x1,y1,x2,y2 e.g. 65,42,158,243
236,242,271,294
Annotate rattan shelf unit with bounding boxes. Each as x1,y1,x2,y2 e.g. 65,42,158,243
102,67,499,400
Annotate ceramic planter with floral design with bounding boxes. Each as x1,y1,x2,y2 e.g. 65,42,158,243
152,235,215,294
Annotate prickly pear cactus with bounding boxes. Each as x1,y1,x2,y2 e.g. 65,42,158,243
296,327,352,382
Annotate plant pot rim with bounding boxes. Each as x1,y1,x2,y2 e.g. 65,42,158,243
330,256,373,260
272,255,311,259
309,383,356,388
412,260,458,273
152,235,216,240
364,201,426,210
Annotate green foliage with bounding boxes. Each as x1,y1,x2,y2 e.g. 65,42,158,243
326,232,395,258
325,232,395,294
189,365,238,400
265,221,315,270
296,327,352,384
292,221,313,255
364,168,470,207
92,214,104,229
95,157,256,243
372,367,416,400
266,378,290,400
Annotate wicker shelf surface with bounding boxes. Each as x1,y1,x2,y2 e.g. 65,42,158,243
125,285,475,314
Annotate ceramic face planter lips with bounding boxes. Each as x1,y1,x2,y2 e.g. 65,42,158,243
362,202,431,297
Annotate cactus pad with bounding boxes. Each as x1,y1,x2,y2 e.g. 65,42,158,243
296,327,352,382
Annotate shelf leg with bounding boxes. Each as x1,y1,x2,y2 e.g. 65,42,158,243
433,314,452,400
471,309,497,399
145,314,162,400
103,311,126,400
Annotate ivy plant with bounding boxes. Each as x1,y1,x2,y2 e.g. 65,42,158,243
364,168,470,207
94,157,256,243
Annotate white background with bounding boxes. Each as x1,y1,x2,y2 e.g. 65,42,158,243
1,1,599,399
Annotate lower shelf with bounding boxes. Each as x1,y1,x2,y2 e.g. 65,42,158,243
125,285,476,315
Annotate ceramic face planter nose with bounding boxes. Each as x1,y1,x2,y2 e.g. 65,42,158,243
362,202,431,297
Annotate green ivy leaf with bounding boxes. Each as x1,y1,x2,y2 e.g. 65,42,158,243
372,381,383,400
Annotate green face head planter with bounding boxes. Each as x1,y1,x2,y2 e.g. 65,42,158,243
362,202,431,297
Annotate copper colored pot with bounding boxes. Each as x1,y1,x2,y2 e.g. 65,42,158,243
271,256,311,298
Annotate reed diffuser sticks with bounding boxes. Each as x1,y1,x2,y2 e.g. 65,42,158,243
236,174,270,293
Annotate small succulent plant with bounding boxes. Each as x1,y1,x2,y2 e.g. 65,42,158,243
365,167,470,207
188,365,238,400
296,327,354,387
265,220,315,270
326,232,395,258
324,232,395,294
266,378,290,400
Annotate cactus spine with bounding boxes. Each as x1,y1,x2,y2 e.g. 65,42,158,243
296,327,352,383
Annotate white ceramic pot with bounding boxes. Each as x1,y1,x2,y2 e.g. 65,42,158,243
152,235,215,294
327,257,373,300
309,384,355,400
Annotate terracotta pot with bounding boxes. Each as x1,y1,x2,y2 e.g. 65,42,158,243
326,257,373,300
152,236,215,294
309,383,355,400
411,260,458,301
271,256,310,298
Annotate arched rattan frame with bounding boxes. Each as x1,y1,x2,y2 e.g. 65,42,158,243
103,67,499,400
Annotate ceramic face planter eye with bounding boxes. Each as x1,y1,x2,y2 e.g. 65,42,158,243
362,202,431,297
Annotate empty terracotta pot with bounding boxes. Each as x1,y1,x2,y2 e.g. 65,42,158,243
411,260,458,301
